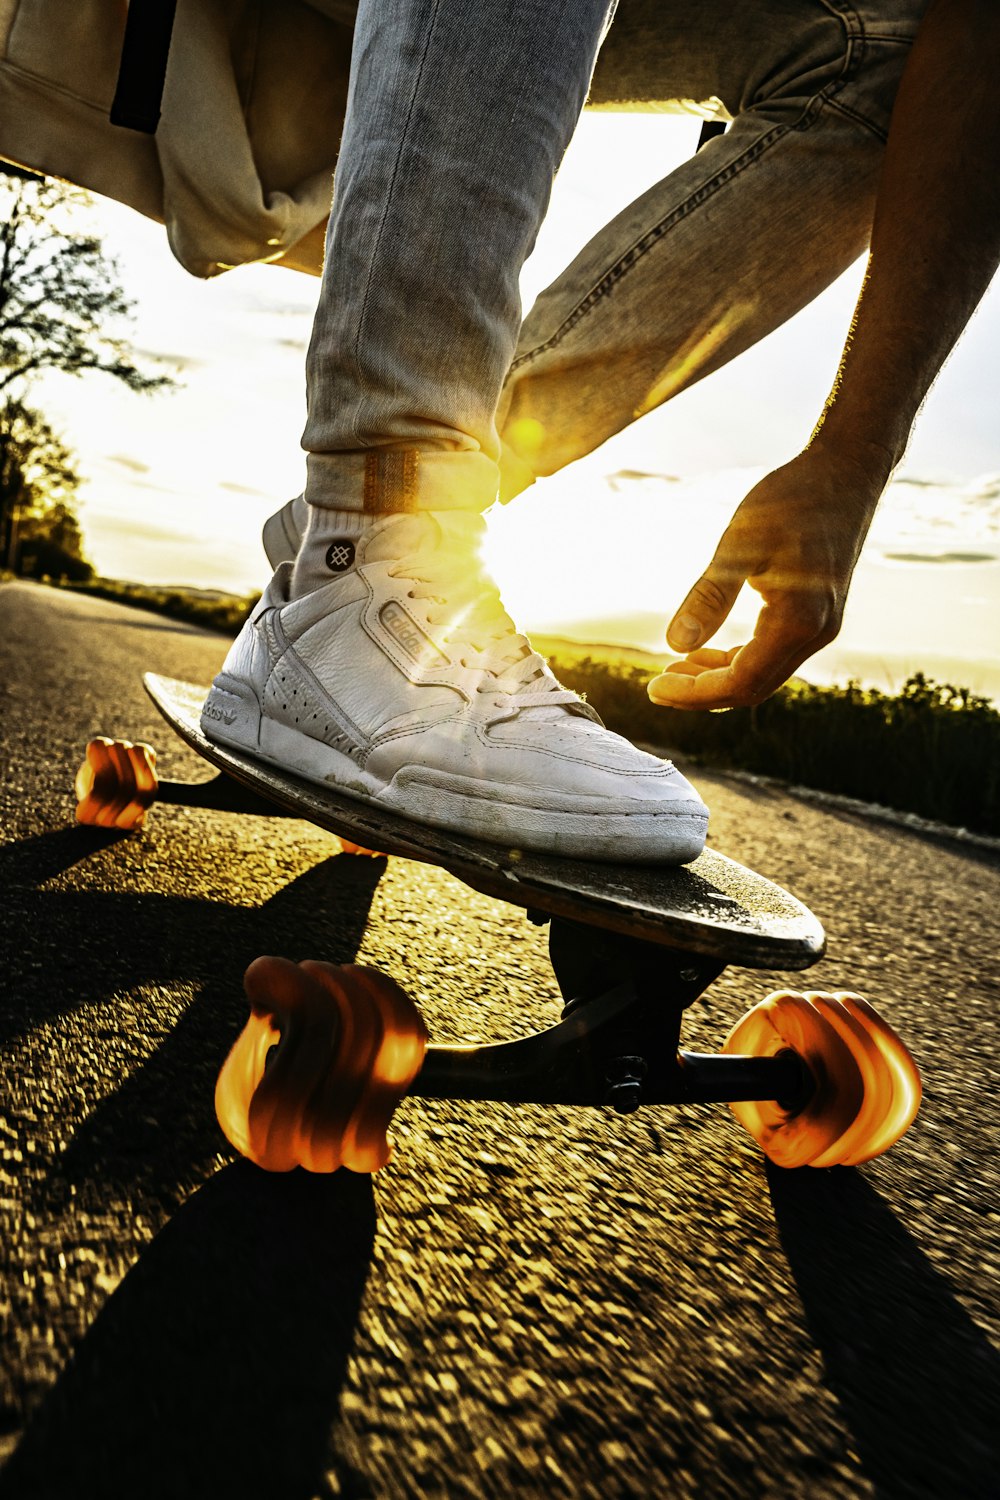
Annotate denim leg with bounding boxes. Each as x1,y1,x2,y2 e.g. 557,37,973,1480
497,0,929,499
302,0,615,514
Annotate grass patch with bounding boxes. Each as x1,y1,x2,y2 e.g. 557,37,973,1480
544,648,1000,837
45,574,259,635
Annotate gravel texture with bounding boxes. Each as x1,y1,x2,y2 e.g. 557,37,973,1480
0,580,997,1500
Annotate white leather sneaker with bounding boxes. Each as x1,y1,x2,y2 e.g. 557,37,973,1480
204,510,708,862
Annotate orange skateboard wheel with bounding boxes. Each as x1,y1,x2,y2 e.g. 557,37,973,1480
338,838,385,858
215,957,427,1174
75,737,158,830
723,990,921,1169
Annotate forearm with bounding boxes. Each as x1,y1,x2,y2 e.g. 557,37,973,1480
812,0,1000,470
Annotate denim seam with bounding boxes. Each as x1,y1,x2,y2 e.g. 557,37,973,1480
347,0,443,449
825,93,889,142
813,6,923,47
510,87,851,372
815,0,863,34
0,58,110,112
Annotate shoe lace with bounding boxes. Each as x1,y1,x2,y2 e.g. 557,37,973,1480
387,538,592,715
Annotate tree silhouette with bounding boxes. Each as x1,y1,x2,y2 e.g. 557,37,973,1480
0,168,171,399
0,396,90,578
0,167,174,573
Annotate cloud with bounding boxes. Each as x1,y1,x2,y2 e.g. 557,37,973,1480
131,346,203,371
89,471,192,499
128,477,190,497
882,551,997,565
237,289,317,319
892,473,942,489
970,473,1000,501
106,453,150,474
605,469,681,490
219,481,271,498
85,514,197,546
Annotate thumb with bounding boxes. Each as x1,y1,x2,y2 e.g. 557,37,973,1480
667,552,745,653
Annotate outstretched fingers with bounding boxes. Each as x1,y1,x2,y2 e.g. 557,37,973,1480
649,595,838,710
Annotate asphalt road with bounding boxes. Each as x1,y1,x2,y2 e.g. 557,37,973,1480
0,579,998,1500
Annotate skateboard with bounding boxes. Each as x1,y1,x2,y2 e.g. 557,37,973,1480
73,674,922,1176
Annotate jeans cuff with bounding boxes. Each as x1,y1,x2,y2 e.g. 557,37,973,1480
305,449,499,513
498,438,539,504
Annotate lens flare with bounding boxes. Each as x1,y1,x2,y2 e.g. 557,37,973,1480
506,417,546,461
634,301,755,418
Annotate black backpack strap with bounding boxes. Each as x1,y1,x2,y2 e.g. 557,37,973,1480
110,0,178,134
696,119,728,152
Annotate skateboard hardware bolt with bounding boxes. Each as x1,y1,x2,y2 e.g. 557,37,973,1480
606,1055,647,1115
679,967,700,983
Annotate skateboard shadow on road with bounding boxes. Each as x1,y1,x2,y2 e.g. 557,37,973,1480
0,1161,377,1500
0,825,121,889
767,1163,999,1498
1,827,386,1202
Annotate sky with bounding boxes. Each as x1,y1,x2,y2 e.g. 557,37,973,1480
30,111,1000,698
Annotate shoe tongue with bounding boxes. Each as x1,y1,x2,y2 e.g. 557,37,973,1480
360,511,440,563
360,510,585,723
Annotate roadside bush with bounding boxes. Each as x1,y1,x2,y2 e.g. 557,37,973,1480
549,657,1000,837
50,576,258,635
29,574,1000,836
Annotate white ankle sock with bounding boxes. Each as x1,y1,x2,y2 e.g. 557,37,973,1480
289,506,379,599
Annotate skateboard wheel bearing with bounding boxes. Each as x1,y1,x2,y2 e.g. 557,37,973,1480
723,990,921,1168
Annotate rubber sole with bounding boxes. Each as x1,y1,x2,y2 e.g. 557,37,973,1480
201,678,708,865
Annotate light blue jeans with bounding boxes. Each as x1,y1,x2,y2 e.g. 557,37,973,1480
302,0,929,515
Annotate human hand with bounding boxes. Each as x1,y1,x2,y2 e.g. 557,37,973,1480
647,443,891,711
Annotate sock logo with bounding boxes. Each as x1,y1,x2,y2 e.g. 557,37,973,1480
326,540,356,571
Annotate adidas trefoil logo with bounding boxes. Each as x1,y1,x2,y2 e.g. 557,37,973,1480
202,698,237,726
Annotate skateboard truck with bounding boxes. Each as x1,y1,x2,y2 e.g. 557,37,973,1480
411,920,811,1117
76,698,923,1178
411,977,811,1116
215,917,915,1179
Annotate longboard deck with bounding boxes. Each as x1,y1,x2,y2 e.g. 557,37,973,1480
145,674,825,970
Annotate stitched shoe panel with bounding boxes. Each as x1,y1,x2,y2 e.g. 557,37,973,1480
203,510,709,862
262,495,307,568
261,649,367,760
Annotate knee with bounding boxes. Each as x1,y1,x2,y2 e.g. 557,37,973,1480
831,1,932,143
